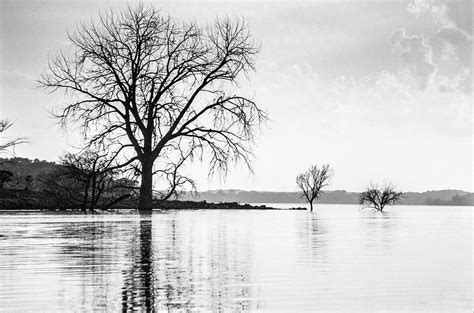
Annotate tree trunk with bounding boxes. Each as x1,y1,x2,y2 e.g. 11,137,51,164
82,177,90,213
309,201,313,212
138,158,154,214
90,173,97,211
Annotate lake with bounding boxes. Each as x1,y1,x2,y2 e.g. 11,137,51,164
0,204,472,312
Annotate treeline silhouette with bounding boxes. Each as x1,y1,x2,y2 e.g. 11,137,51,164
0,157,136,211
1,157,472,208
184,189,473,206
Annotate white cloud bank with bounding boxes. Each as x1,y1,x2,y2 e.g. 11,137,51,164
406,0,472,92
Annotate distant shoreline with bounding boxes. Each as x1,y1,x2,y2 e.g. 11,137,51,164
0,188,471,214
0,189,472,213
184,189,474,206
0,189,307,212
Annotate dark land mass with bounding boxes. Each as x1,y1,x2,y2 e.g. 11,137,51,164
0,189,306,212
0,157,306,211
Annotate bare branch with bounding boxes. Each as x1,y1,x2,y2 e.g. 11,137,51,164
0,119,27,153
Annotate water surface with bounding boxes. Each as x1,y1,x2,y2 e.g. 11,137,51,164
0,205,472,312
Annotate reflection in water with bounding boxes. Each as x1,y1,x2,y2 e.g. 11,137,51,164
119,212,258,311
361,210,400,248
296,211,328,261
59,221,124,310
121,218,154,312
0,206,472,312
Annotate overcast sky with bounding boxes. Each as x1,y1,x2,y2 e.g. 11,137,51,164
0,0,472,192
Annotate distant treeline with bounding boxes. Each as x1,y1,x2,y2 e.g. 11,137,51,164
184,189,474,206
0,157,56,190
1,157,472,207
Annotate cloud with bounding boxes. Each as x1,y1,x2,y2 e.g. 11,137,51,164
407,0,447,22
437,25,472,66
404,1,472,94
437,69,472,94
437,25,472,44
406,0,472,65
390,29,438,90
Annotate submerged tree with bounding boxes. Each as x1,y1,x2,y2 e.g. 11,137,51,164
296,164,332,211
39,5,265,213
359,183,403,211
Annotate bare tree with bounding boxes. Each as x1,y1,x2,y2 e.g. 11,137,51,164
0,119,27,153
39,5,265,213
61,151,118,211
296,164,332,211
43,150,137,211
359,183,403,211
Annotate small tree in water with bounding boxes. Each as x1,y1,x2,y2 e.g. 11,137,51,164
359,183,403,211
296,164,332,211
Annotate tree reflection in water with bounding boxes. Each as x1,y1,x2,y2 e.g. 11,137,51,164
120,212,258,311
296,211,328,260
361,210,400,248
121,217,154,312
55,218,133,310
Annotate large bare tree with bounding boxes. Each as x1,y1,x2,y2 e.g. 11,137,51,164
296,164,332,211
359,183,403,211
39,5,266,213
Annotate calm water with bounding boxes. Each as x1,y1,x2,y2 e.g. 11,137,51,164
0,205,472,312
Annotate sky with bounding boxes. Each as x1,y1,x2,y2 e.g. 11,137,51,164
0,0,472,192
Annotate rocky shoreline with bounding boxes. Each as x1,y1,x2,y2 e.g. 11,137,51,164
155,200,306,211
